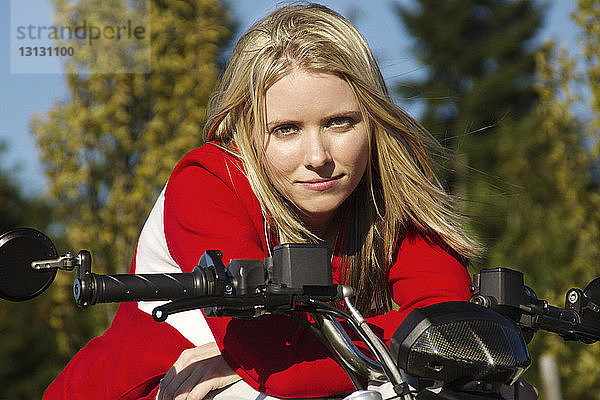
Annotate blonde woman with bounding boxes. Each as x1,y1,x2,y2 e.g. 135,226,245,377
46,4,479,400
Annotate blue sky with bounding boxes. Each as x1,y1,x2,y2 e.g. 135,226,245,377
0,0,579,196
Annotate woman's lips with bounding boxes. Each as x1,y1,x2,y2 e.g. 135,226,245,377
297,175,343,191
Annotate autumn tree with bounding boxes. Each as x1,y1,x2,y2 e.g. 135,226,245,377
396,0,600,397
0,143,70,399
33,0,233,275
25,0,233,396
490,1,600,397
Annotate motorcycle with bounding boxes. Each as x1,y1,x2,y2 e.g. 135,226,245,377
1,227,599,399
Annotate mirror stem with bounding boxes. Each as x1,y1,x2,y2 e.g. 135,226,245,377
31,252,77,271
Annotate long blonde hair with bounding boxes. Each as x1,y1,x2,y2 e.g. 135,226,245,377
204,3,479,314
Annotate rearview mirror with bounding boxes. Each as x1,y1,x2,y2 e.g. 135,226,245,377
0,228,58,301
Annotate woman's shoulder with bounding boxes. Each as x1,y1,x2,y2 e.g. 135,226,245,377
396,230,469,269
163,142,266,265
388,231,473,312
178,142,242,169
165,142,261,225
171,142,246,186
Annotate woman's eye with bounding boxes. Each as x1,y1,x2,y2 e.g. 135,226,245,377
327,117,354,130
272,124,298,136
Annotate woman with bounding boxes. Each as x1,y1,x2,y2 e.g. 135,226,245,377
45,3,478,399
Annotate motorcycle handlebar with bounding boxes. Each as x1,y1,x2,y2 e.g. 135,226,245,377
76,270,208,305
71,245,336,315
470,267,600,343
72,249,223,307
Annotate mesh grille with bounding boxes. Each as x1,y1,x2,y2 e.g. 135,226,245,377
406,318,530,383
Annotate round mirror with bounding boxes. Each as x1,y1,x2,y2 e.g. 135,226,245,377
0,228,58,301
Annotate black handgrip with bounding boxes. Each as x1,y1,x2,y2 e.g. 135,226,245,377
74,269,207,305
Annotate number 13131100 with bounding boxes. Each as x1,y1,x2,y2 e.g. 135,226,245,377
19,46,74,57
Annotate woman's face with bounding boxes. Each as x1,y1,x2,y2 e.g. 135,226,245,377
262,70,370,233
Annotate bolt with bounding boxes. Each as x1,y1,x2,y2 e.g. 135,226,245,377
568,291,579,304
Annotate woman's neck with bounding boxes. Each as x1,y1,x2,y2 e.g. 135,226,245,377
305,209,343,251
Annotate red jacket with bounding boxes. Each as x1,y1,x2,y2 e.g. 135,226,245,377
44,143,472,399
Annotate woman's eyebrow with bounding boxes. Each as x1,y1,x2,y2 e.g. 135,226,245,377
266,110,362,129
266,119,302,130
320,110,362,123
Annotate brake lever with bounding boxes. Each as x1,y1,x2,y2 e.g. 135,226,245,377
151,292,297,321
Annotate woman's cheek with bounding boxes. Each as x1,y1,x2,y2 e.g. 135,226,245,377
265,143,299,177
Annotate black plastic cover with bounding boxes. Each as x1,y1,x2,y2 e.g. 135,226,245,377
583,278,600,329
272,243,332,289
391,302,530,389
473,268,525,308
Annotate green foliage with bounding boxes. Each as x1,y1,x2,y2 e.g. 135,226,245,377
0,143,50,234
17,0,234,397
396,0,545,257
0,144,79,399
396,0,600,397
32,0,233,275
395,0,544,261
0,144,23,233
396,0,542,142
0,288,102,400
487,45,600,397
514,2,600,397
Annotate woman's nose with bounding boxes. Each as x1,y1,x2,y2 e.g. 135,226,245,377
303,130,332,170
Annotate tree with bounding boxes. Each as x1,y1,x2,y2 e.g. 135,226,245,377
395,0,600,397
491,1,600,397
0,143,73,399
26,0,233,396
395,0,544,251
32,0,233,276
488,43,600,397
0,143,48,234
395,0,542,161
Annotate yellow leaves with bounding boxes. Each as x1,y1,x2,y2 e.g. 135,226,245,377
573,0,600,159
27,2,233,369
521,5,600,396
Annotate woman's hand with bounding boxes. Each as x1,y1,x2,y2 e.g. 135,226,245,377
156,342,241,400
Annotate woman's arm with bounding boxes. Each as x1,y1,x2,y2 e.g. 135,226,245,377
364,233,472,344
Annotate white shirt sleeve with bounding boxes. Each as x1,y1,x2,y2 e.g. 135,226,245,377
134,187,216,346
